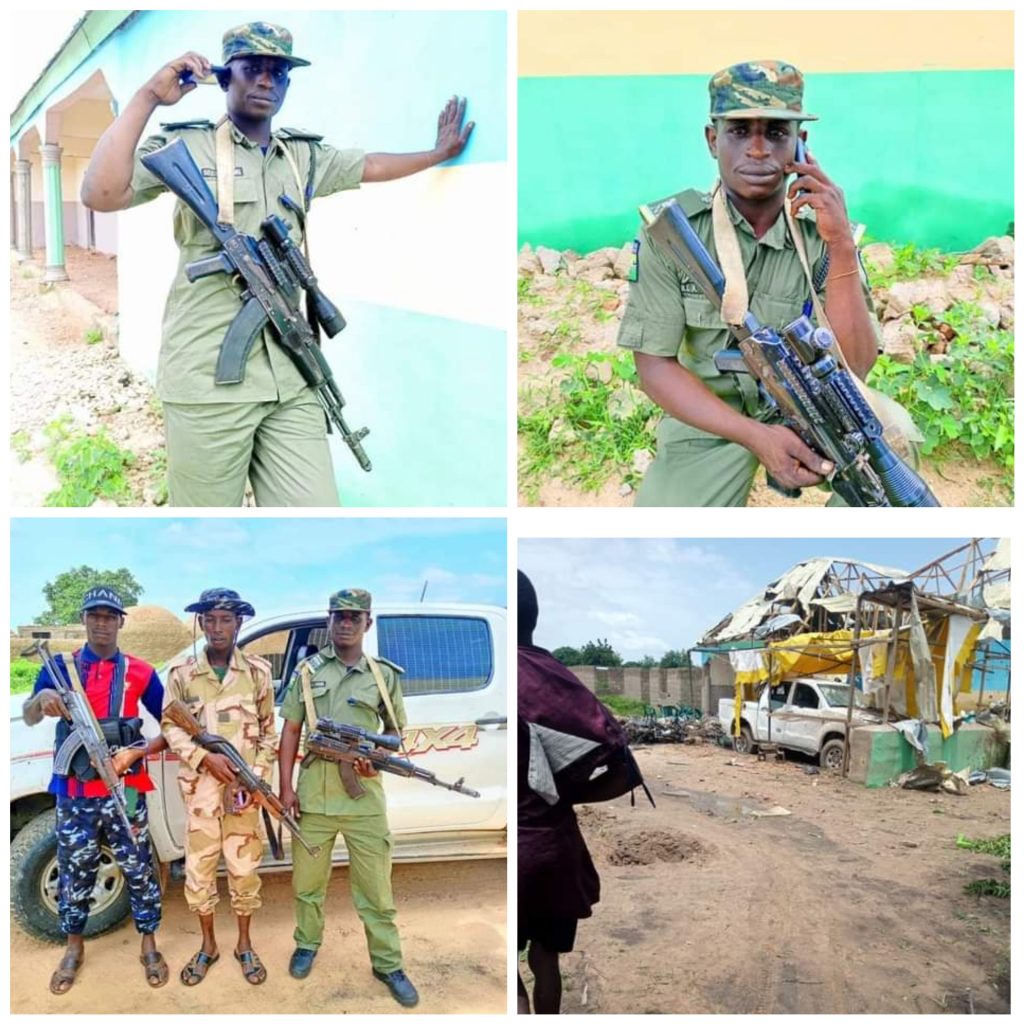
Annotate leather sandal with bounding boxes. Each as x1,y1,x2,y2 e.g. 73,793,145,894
180,949,219,986
49,948,84,996
140,950,169,988
235,949,267,985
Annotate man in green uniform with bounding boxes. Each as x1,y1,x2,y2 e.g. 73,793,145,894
278,588,417,1007
81,22,474,507
617,59,881,506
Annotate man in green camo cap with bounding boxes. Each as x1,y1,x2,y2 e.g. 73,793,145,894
82,21,474,508
617,59,881,506
277,588,419,1007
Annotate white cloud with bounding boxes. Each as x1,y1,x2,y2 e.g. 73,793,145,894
519,539,753,659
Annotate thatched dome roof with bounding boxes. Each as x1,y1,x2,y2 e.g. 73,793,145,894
119,605,192,666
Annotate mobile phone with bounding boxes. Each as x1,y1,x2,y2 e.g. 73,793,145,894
793,136,807,195
179,65,226,86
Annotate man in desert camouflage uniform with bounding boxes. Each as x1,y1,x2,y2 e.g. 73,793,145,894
161,588,276,985
277,588,418,1007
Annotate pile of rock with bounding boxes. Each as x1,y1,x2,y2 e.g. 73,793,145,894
518,241,637,285
520,235,1015,367
865,236,1014,364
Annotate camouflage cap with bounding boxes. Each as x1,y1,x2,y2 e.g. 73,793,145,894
80,586,126,614
709,59,818,122
222,22,311,68
184,587,255,618
329,589,372,613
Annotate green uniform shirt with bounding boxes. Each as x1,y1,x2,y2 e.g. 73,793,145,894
280,645,407,817
130,120,365,404
616,188,881,445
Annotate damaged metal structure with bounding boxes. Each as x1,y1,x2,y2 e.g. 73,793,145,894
695,540,1010,786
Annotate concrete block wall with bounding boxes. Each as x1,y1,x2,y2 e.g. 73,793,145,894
847,723,1009,788
567,665,713,710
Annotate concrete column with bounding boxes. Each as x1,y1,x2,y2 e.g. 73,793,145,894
39,143,69,282
13,159,33,262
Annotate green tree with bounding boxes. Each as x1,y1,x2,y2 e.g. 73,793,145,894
659,649,690,669
551,646,583,666
35,566,144,625
579,638,622,667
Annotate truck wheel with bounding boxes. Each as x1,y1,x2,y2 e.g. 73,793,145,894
10,808,131,943
734,724,757,756
820,739,846,772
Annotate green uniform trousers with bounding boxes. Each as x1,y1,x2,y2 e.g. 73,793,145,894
291,812,402,973
163,390,340,507
635,435,846,507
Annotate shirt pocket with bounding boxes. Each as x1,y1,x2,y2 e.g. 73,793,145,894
214,693,261,759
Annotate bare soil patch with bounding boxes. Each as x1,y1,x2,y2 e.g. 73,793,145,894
10,859,506,1014
9,249,165,506
522,743,1010,1014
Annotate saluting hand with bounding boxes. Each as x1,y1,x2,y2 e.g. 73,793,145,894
786,148,853,249
142,52,213,107
434,96,475,161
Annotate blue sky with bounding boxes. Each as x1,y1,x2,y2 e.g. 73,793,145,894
518,538,994,659
11,518,506,627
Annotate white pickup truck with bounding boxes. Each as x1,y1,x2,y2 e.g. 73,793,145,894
718,677,879,770
11,602,507,942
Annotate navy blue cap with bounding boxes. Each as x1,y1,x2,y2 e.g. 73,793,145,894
184,587,255,618
80,586,126,614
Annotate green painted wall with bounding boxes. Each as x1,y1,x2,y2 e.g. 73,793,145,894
850,724,1008,789
518,69,1013,253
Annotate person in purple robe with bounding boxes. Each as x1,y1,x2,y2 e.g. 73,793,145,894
517,570,649,1014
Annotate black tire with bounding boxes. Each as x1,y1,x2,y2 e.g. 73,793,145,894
820,738,846,772
10,808,131,943
734,724,757,756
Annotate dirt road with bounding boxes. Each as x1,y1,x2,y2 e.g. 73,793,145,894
523,744,1009,1014
10,859,506,1014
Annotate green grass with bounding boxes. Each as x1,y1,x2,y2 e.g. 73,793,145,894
957,833,1010,898
11,658,39,694
863,241,960,285
11,429,32,464
867,302,1013,493
83,327,104,345
600,695,647,717
518,350,657,500
42,415,135,507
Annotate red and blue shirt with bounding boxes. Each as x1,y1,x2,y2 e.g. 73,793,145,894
33,645,164,798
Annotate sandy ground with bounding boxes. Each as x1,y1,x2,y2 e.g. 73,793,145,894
517,273,1013,508
10,859,506,1015
10,248,166,507
521,744,1010,1015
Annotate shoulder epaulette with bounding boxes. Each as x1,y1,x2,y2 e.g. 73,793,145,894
675,188,713,217
298,651,326,676
278,127,323,142
165,653,195,673
159,119,216,132
374,655,405,675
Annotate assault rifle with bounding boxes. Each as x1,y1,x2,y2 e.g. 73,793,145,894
140,138,372,472
306,718,481,800
163,700,321,859
23,640,140,847
640,200,940,507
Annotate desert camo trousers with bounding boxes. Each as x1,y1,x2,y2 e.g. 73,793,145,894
56,794,161,935
184,807,264,915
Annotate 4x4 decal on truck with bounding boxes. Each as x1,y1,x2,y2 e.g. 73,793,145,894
402,724,479,754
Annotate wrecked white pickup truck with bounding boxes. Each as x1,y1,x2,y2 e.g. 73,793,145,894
719,678,879,770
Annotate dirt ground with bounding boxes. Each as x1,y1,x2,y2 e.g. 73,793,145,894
521,744,1010,1015
10,859,506,1015
517,273,1012,508
9,248,165,506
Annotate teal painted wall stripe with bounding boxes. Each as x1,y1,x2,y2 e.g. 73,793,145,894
325,301,506,507
519,69,1013,253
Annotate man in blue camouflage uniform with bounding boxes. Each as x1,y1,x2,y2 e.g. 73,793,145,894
23,587,168,994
